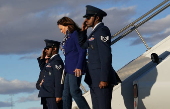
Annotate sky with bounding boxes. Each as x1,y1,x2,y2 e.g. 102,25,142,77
0,0,170,109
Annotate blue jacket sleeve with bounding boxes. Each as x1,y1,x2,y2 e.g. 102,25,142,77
52,61,64,98
77,30,89,49
36,71,44,90
37,57,46,71
36,57,46,90
96,27,112,82
73,31,87,70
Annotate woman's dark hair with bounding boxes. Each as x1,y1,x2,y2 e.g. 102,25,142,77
57,17,80,33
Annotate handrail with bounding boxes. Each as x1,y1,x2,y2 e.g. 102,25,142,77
111,0,169,39
111,2,170,45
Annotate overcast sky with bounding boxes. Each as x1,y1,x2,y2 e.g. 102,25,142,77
0,0,170,109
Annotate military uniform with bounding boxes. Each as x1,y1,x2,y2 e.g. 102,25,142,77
36,57,48,109
36,57,46,90
78,5,121,109
38,40,65,109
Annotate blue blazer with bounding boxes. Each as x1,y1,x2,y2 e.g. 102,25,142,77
64,30,86,75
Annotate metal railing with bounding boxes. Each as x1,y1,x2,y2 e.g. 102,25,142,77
111,0,170,50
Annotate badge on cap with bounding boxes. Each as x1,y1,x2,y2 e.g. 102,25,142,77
101,36,109,42
55,65,62,70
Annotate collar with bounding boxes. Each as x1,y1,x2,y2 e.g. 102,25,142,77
92,22,102,31
50,54,58,59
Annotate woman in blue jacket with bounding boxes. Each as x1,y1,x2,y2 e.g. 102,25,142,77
57,17,90,109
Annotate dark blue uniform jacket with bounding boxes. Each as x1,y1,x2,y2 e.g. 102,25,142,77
64,30,86,74
78,23,121,87
36,57,46,90
38,54,64,98
36,57,47,106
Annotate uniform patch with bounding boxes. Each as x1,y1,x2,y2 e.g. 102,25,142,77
89,37,95,41
101,36,109,42
55,65,62,70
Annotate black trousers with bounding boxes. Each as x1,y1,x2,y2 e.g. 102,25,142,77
90,86,113,109
41,97,48,109
46,97,63,109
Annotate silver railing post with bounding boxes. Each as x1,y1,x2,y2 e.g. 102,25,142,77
134,27,150,50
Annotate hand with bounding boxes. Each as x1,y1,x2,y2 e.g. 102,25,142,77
40,79,44,87
81,19,88,31
40,49,46,59
56,97,62,103
74,68,81,77
99,81,108,89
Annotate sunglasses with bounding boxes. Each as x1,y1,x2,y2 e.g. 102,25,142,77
45,58,50,60
44,47,51,50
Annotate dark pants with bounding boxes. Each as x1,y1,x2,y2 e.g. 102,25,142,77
43,104,48,109
41,97,48,109
90,86,113,109
63,73,90,109
46,98,63,109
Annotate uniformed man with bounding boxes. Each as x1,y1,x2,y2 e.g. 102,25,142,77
78,5,121,109
38,39,65,109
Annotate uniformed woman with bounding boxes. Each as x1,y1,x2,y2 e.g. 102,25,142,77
57,17,90,109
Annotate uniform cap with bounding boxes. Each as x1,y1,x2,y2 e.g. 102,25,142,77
83,5,107,18
44,39,60,48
